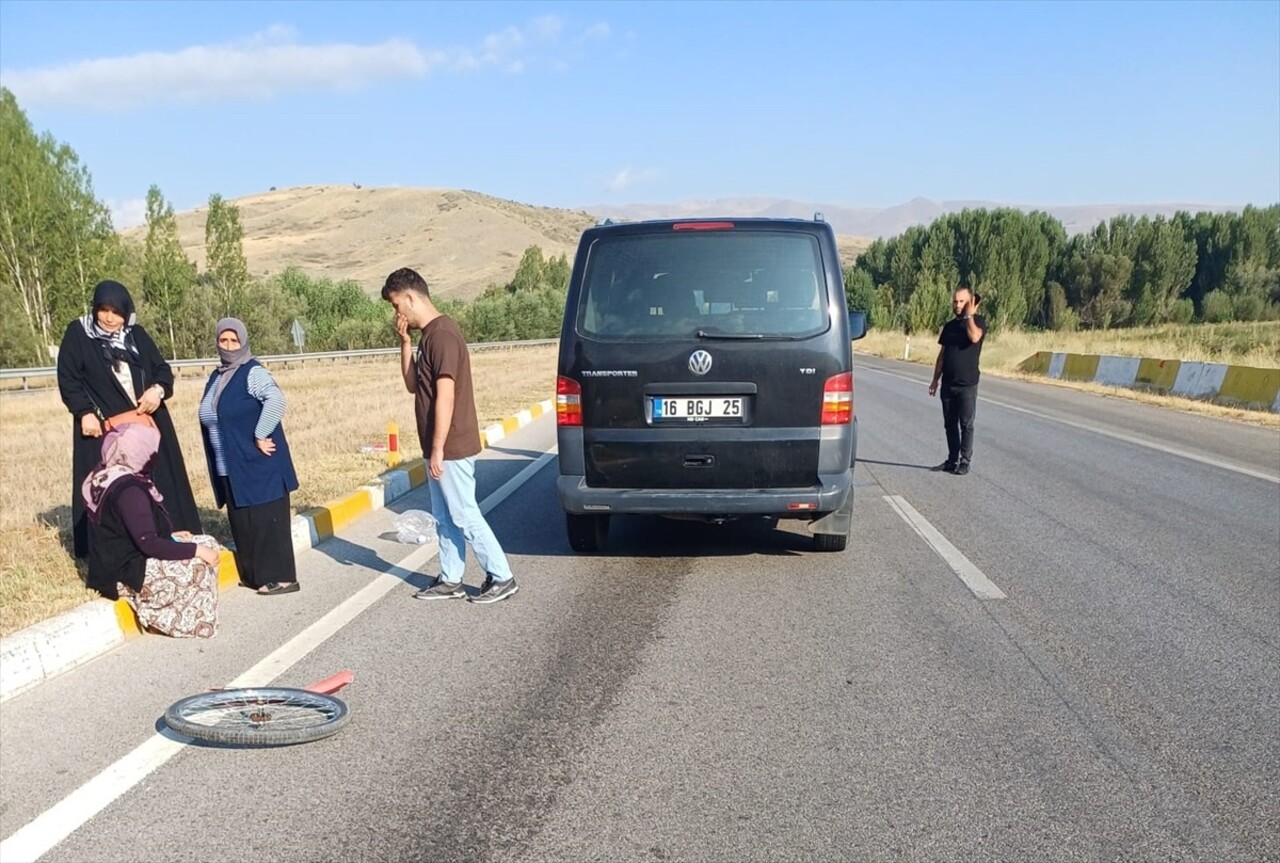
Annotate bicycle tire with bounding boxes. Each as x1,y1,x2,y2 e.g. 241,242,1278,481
164,687,351,746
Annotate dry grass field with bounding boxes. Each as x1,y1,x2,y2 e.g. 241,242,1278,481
856,321,1280,427
0,343,559,636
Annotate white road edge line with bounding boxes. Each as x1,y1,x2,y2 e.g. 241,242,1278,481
0,449,558,863
884,494,1007,600
859,365,1280,485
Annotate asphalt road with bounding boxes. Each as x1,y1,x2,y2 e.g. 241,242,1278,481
2,356,1277,863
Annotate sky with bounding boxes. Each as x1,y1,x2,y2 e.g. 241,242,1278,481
1,0,1277,229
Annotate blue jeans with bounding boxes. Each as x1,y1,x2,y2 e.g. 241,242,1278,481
428,455,513,584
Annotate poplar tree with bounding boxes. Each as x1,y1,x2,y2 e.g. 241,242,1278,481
204,194,250,313
141,185,196,358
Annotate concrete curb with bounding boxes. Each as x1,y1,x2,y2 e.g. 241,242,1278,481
1019,352,1280,412
0,398,555,703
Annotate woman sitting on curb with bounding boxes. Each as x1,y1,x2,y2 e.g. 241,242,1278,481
84,423,222,638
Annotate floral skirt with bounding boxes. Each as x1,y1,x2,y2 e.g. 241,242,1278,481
120,535,220,639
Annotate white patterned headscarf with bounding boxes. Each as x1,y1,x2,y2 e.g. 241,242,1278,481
79,280,139,371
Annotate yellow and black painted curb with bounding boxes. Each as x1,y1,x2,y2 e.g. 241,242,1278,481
1018,352,1279,412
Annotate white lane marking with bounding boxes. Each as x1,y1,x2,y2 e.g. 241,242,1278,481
0,736,190,863
859,366,1280,485
476,449,556,517
884,494,1007,600
0,449,557,863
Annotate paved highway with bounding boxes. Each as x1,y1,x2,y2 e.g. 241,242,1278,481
2,356,1277,862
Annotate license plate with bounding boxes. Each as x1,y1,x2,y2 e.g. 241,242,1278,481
651,396,743,421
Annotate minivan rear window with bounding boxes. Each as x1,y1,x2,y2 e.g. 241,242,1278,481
578,232,830,339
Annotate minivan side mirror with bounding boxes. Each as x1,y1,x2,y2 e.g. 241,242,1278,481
849,310,868,341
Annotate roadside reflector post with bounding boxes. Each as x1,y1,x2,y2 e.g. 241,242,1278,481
387,422,401,467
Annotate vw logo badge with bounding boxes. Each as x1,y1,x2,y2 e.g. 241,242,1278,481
688,350,713,376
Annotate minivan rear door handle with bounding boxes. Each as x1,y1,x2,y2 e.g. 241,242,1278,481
684,454,715,468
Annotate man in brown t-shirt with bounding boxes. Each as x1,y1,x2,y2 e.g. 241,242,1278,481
382,267,517,604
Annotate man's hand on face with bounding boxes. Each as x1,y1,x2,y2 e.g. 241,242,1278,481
395,313,412,345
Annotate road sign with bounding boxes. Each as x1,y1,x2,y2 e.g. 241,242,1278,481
290,318,305,350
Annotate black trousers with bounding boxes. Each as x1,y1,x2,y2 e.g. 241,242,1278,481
218,476,297,589
940,383,978,464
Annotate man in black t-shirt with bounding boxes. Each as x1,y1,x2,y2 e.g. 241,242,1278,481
928,286,988,475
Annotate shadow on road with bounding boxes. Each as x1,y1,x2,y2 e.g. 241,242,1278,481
858,458,933,470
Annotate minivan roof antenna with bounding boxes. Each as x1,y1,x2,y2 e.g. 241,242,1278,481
814,212,824,222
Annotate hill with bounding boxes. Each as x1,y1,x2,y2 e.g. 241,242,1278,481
126,185,875,300
123,185,598,302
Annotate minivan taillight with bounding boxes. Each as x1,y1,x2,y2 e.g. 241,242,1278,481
556,376,582,426
672,221,735,231
821,372,853,424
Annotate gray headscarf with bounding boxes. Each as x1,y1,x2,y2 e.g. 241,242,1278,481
211,317,254,409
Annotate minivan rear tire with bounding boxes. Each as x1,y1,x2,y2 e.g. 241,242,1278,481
813,530,848,552
566,513,610,553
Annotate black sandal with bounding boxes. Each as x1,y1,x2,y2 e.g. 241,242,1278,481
257,582,300,595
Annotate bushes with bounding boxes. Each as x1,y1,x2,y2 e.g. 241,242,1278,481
1168,298,1195,324
1232,294,1266,324
1201,291,1234,323
452,246,568,343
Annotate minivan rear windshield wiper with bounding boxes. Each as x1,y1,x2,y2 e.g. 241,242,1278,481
696,329,765,340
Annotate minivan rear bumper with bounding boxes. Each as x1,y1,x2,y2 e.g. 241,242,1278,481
556,471,852,517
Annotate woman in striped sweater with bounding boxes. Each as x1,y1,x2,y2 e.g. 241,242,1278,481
198,318,301,596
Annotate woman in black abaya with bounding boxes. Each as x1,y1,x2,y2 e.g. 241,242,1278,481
56,279,202,558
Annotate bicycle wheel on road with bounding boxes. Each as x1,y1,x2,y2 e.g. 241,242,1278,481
164,687,350,746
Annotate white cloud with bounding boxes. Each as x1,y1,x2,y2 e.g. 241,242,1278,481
0,29,434,111
453,16,567,74
109,198,148,230
531,16,565,40
581,22,611,41
607,167,660,192
0,16,606,111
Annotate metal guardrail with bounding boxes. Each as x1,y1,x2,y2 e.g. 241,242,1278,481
0,338,558,391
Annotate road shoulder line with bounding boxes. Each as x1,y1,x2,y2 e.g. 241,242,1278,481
884,494,1007,600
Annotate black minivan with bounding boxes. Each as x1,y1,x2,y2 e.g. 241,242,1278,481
555,217,867,552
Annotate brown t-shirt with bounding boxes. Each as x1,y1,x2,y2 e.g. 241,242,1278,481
413,316,481,460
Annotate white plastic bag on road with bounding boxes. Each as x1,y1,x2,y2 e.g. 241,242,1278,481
393,510,437,545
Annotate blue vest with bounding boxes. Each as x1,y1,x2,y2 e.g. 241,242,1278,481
200,360,299,509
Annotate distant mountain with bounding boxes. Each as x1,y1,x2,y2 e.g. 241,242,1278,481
581,195,1245,238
